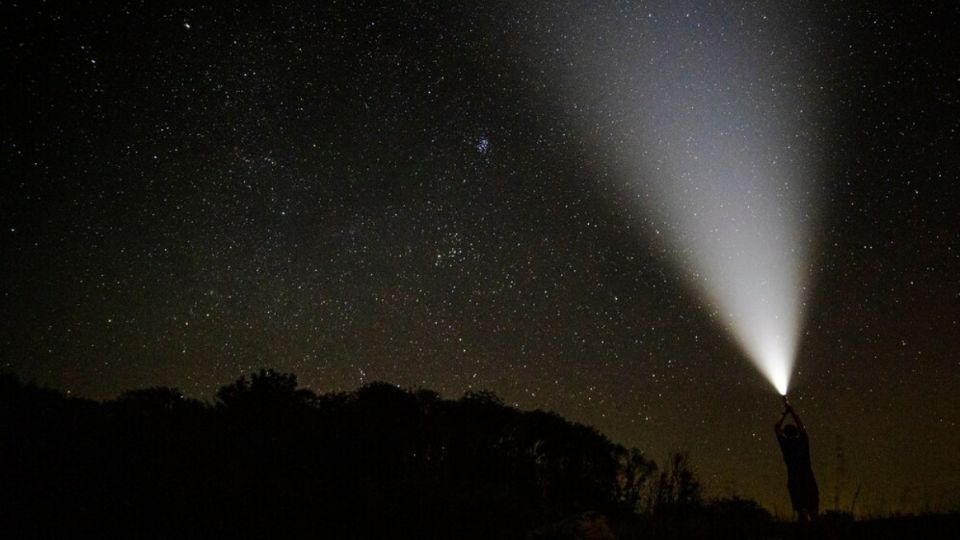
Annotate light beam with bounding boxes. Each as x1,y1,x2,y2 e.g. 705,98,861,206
551,2,827,394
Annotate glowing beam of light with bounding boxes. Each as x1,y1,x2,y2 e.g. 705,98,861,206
548,2,828,394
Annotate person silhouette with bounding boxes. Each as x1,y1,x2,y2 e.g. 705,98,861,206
775,399,819,522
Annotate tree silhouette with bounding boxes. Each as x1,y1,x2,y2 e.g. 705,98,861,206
4,370,958,539
652,452,703,512
14,369,940,539
616,446,658,511
216,368,316,410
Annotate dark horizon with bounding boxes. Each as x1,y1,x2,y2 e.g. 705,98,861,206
5,364,956,520
7,367,960,539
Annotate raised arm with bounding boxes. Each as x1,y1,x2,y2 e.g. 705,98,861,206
788,406,806,434
775,409,789,437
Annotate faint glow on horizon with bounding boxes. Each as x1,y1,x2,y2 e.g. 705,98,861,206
553,2,825,394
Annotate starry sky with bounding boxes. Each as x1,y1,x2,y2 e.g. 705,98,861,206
2,1,958,516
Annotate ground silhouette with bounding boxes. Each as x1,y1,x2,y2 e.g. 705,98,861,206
1,370,956,539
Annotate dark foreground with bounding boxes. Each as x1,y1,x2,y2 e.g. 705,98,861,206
2,370,956,539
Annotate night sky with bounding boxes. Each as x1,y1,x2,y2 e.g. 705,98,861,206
2,1,958,516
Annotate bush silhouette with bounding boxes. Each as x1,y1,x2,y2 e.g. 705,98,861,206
4,370,956,539
0,370,657,538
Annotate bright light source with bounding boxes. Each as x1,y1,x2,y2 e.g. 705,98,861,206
675,194,808,395
550,3,824,394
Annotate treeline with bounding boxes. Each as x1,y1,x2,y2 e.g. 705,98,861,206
0,368,767,538
13,369,950,539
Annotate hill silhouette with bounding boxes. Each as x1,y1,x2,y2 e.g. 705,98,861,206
1,369,956,539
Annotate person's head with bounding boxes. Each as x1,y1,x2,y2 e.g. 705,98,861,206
783,424,799,438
